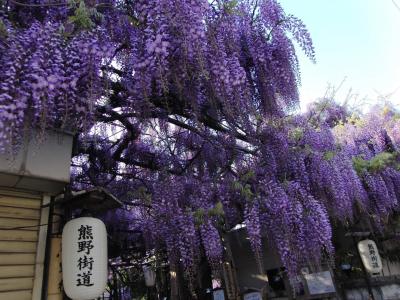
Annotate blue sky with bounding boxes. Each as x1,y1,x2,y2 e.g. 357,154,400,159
279,0,400,111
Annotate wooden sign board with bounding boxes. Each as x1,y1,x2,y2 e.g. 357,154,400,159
304,271,336,295
243,291,262,300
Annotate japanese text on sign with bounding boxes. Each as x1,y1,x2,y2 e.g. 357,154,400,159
77,225,94,287
357,239,383,273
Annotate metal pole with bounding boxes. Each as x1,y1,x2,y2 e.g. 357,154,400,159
41,196,55,300
352,236,375,300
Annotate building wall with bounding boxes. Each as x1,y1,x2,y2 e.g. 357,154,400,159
344,260,400,300
0,189,48,300
333,228,400,300
230,229,400,300
47,237,62,300
380,259,400,277
228,228,293,299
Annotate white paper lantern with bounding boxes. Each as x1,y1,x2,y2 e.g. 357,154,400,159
357,239,383,274
62,217,108,300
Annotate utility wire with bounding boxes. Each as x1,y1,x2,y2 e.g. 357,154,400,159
0,220,61,230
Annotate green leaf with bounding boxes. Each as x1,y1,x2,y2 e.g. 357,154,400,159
368,152,397,172
68,0,97,30
289,127,304,142
241,184,254,201
352,156,369,175
224,0,239,14
194,208,205,225
232,181,243,191
352,151,399,174
241,170,255,182
208,202,225,218
323,151,336,161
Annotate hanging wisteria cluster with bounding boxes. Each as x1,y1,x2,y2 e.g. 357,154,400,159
2,0,400,295
0,5,114,150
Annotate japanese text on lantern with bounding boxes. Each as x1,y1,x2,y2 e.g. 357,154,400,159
368,243,379,269
357,239,382,274
76,225,94,287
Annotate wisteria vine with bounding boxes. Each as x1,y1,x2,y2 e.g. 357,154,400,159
2,0,400,296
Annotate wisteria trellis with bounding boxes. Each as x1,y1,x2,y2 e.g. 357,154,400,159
1,0,400,292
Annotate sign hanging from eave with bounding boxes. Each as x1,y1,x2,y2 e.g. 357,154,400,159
357,239,383,274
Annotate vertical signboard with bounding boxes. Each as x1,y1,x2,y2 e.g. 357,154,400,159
304,271,336,295
62,217,108,300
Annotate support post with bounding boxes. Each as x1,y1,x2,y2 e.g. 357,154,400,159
352,236,375,300
41,196,54,300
